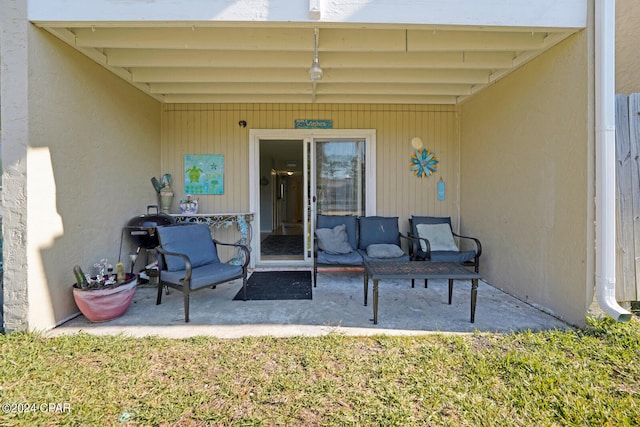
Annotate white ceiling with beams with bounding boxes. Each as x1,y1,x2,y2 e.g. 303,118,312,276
31,0,587,105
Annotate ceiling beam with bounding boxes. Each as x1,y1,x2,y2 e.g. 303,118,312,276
149,82,472,96
133,68,311,83
315,83,472,96
407,29,548,51
149,83,313,95
314,68,490,84
324,51,515,69
162,93,459,104
74,26,553,52
74,27,314,50
107,49,310,68
320,29,406,51
133,67,490,84
313,94,458,104
107,49,516,69
163,94,316,103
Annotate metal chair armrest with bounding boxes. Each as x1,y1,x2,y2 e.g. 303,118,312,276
212,239,251,269
403,233,431,259
452,233,482,257
155,246,193,282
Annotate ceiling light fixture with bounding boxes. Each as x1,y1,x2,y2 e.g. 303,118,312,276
308,28,323,82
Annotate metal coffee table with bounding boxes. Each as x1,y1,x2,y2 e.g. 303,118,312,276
363,261,482,324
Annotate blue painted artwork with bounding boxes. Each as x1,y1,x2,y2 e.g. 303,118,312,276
184,154,224,195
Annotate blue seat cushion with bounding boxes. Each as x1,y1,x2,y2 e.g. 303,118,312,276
358,249,410,263
358,216,400,249
366,243,405,258
424,250,477,263
317,214,358,250
157,223,220,271
317,250,363,266
160,262,243,290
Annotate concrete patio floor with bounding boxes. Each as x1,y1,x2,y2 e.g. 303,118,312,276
50,270,572,338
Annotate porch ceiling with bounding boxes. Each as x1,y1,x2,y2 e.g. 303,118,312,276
36,23,580,104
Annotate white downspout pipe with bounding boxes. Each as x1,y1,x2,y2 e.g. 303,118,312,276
595,0,632,322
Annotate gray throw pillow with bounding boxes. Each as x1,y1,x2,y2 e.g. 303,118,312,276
366,243,405,259
316,224,353,254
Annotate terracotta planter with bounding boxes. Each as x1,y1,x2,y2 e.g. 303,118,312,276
73,274,137,322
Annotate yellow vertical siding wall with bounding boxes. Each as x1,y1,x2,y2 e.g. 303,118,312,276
459,31,591,326
161,104,460,245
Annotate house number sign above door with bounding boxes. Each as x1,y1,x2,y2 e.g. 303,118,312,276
294,119,333,129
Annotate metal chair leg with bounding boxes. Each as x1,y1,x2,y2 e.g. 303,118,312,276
183,292,190,323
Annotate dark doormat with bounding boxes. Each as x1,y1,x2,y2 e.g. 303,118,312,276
233,271,312,301
261,234,304,256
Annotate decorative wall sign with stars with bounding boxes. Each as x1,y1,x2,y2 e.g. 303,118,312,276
184,154,224,195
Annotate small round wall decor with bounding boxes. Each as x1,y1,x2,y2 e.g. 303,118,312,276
410,148,439,178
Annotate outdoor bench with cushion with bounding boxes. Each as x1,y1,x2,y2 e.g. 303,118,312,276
313,214,411,286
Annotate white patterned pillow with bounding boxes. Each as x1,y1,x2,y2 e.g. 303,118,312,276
416,223,458,252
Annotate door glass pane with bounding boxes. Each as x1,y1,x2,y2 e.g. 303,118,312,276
315,140,365,216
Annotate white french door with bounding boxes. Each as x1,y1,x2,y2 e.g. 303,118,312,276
250,129,376,267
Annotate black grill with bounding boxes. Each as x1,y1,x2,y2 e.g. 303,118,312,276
125,205,175,249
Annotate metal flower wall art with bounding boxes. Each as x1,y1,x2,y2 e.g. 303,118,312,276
410,148,439,178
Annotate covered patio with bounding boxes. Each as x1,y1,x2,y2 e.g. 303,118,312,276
4,0,626,334
49,271,570,338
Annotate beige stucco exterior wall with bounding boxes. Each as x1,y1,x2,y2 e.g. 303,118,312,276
459,31,591,326
160,104,460,247
2,19,161,331
615,0,640,95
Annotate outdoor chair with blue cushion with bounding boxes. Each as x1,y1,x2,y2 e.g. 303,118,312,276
314,214,362,287
357,216,411,263
155,223,250,322
408,216,482,273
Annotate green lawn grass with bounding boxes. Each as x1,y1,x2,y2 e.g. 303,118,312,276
1,317,639,426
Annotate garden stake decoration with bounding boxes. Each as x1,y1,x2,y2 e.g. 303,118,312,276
410,148,439,178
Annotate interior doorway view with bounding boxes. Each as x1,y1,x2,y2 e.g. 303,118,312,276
251,129,376,267
259,140,305,261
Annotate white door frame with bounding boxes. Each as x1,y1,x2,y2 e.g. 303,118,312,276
249,129,376,268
